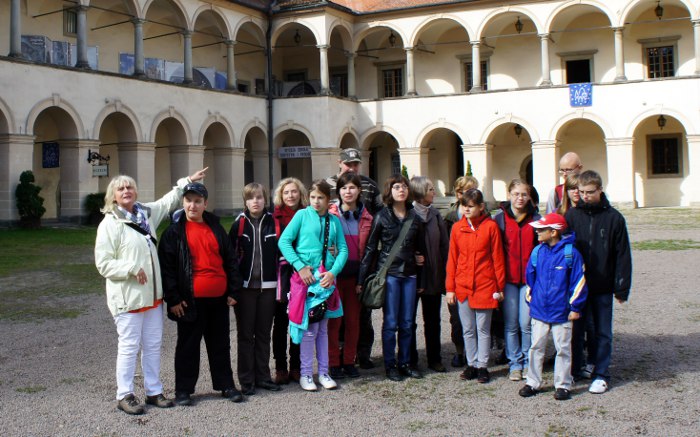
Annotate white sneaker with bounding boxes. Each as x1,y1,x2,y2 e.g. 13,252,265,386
300,375,317,391
319,374,338,390
581,364,595,379
589,378,608,394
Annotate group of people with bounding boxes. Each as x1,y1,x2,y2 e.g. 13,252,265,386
94,148,631,415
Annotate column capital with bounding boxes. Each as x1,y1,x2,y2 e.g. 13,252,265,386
213,146,246,157
345,51,355,59
685,134,700,143
76,4,89,12
531,140,557,149
470,40,481,47
225,39,237,47
118,142,157,152
612,26,625,33
131,17,146,25
538,33,550,40
317,44,330,51
461,143,492,152
605,137,634,147
0,133,35,144
404,46,415,52
397,146,426,156
181,29,193,37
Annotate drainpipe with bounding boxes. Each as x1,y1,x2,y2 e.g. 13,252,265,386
266,3,276,203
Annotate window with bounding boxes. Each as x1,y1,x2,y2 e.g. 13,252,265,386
63,6,77,37
557,50,597,84
464,61,488,91
330,71,348,97
639,36,679,79
648,135,682,177
237,81,249,94
255,78,265,95
382,67,403,97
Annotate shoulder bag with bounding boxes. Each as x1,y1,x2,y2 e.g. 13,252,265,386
361,217,413,309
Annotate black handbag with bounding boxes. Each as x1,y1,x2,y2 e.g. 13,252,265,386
361,218,413,309
307,214,331,322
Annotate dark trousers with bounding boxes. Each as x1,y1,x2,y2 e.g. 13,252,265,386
573,293,614,382
272,300,300,371
356,306,375,362
175,296,235,394
410,293,443,366
234,288,276,386
328,277,362,366
448,302,465,354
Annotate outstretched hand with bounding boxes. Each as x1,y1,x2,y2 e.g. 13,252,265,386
189,167,208,182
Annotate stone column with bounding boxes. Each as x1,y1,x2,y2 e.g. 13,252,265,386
461,144,493,202
59,139,101,220
0,134,35,222
170,145,204,184
397,147,428,178
605,137,636,208
9,0,22,58
405,47,417,95
119,143,156,202
683,135,700,206
470,40,481,92
539,34,552,86
310,147,342,181
613,27,627,82
693,20,700,75
318,45,330,95
75,5,90,68
347,52,356,98
213,147,245,212
182,30,193,84
531,140,558,210
225,40,237,90
132,18,145,77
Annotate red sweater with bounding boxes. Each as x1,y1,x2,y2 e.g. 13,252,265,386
497,206,538,285
186,221,227,298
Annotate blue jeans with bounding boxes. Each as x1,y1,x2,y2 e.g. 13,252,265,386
573,293,613,382
382,275,417,368
503,283,531,371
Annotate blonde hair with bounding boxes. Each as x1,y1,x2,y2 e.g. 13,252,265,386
454,175,479,194
558,173,580,215
243,183,268,208
273,177,308,208
101,175,137,214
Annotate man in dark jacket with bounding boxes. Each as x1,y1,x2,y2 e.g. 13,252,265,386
565,170,632,394
159,182,244,406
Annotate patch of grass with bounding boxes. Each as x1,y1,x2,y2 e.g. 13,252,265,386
16,385,46,393
60,377,85,385
545,423,571,437
632,239,700,251
405,420,430,433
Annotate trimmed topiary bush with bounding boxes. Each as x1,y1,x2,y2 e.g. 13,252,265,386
15,170,46,229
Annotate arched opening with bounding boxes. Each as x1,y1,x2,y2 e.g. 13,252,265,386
339,132,359,150
363,131,400,186
274,129,312,187
97,112,138,192
32,107,80,219
412,18,470,94
355,27,406,99
633,114,688,207
143,0,189,83
488,122,533,201
192,10,231,89
244,126,268,186
555,118,607,195
154,117,188,198
420,128,464,196
329,25,352,97
272,24,320,96
202,122,232,210
235,22,267,94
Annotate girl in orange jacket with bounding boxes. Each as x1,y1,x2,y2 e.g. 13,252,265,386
446,189,506,383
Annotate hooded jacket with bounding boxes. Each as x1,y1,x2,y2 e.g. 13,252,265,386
445,214,506,309
493,201,541,285
158,210,243,321
525,233,588,324
565,193,632,301
229,209,279,289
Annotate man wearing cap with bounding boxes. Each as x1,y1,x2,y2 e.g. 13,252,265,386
546,152,583,214
327,148,383,216
326,148,382,369
519,213,587,401
158,182,245,405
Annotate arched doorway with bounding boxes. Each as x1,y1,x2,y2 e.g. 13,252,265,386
555,119,607,194
488,122,532,201
97,112,138,192
154,117,188,198
420,128,464,196
274,129,312,187
243,126,267,185
363,131,400,186
202,122,233,210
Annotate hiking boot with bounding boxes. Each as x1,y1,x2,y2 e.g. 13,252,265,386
174,392,193,406
145,393,173,408
554,388,571,400
477,368,490,384
221,388,244,403
358,357,375,369
329,366,346,380
117,394,144,415
460,366,478,381
509,369,523,381
386,367,403,382
519,384,538,398
398,365,423,379
343,364,360,378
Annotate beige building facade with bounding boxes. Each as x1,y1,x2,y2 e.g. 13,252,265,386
1,0,699,223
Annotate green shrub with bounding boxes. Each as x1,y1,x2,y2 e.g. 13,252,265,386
15,170,46,228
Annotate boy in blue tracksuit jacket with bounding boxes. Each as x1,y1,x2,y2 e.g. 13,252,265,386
519,213,587,401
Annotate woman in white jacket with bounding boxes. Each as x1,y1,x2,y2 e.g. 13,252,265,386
95,168,206,415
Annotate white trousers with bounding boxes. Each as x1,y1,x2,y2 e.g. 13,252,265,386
527,318,573,391
113,304,164,400
458,300,493,369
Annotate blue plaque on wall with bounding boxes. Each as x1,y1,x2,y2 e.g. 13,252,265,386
569,83,592,107
42,142,59,168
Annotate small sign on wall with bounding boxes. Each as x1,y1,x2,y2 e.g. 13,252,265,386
569,83,593,107
92,165,109,177
279,146,311,159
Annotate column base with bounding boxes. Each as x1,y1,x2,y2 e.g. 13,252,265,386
406,91,418,96
133,71,146,78
539,80,552,87
8,52,24,58
75,61,91,69
614,76,627,82
470,86,482,93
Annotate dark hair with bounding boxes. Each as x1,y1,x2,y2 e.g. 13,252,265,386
336,172,362,199
382,174,413,207
309,179,332,200
458,188,484,207
577,170,603,189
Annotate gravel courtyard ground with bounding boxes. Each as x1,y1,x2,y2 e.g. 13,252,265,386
1,208,699,436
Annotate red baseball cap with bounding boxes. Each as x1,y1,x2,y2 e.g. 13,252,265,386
530,213,567,230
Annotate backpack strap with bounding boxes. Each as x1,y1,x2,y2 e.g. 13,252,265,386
564,242,573,269
530,243,541,268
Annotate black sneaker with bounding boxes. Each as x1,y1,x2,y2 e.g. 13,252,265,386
241,385,256,396
477,368,490,384
519,384,539,398
451,353,466,368
554,388,571,401
343,364,360,378
386,367,403,382
358,357,375,369
398,365,423,379
117,393,144,415
459,366,478,380
222,388,244,403
330,366,346,380
174,391,193,407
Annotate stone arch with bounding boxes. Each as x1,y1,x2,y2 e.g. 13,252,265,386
273,123,316,148
337,127,360,149
410,14,473,47
545,1,614,33
360,125,406,151
272,20,320,47
328,19,353,51
620,0,697,26
233,16,266,47
626,107,695,138
354,23,408,53
415,121,470,148
481,116,539,145
239,119,268,150
86,0,140,18
149,108,192,145
25,96,83,138
143,0,190,29
0,96,15,133
476,6,543,40
192,5,232,40
198,115,235,147
93,102,143,144
550,111,613,140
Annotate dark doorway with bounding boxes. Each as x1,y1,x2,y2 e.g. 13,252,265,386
566,59,591,84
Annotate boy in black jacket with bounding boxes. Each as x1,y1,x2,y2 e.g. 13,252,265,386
565,170,632,394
